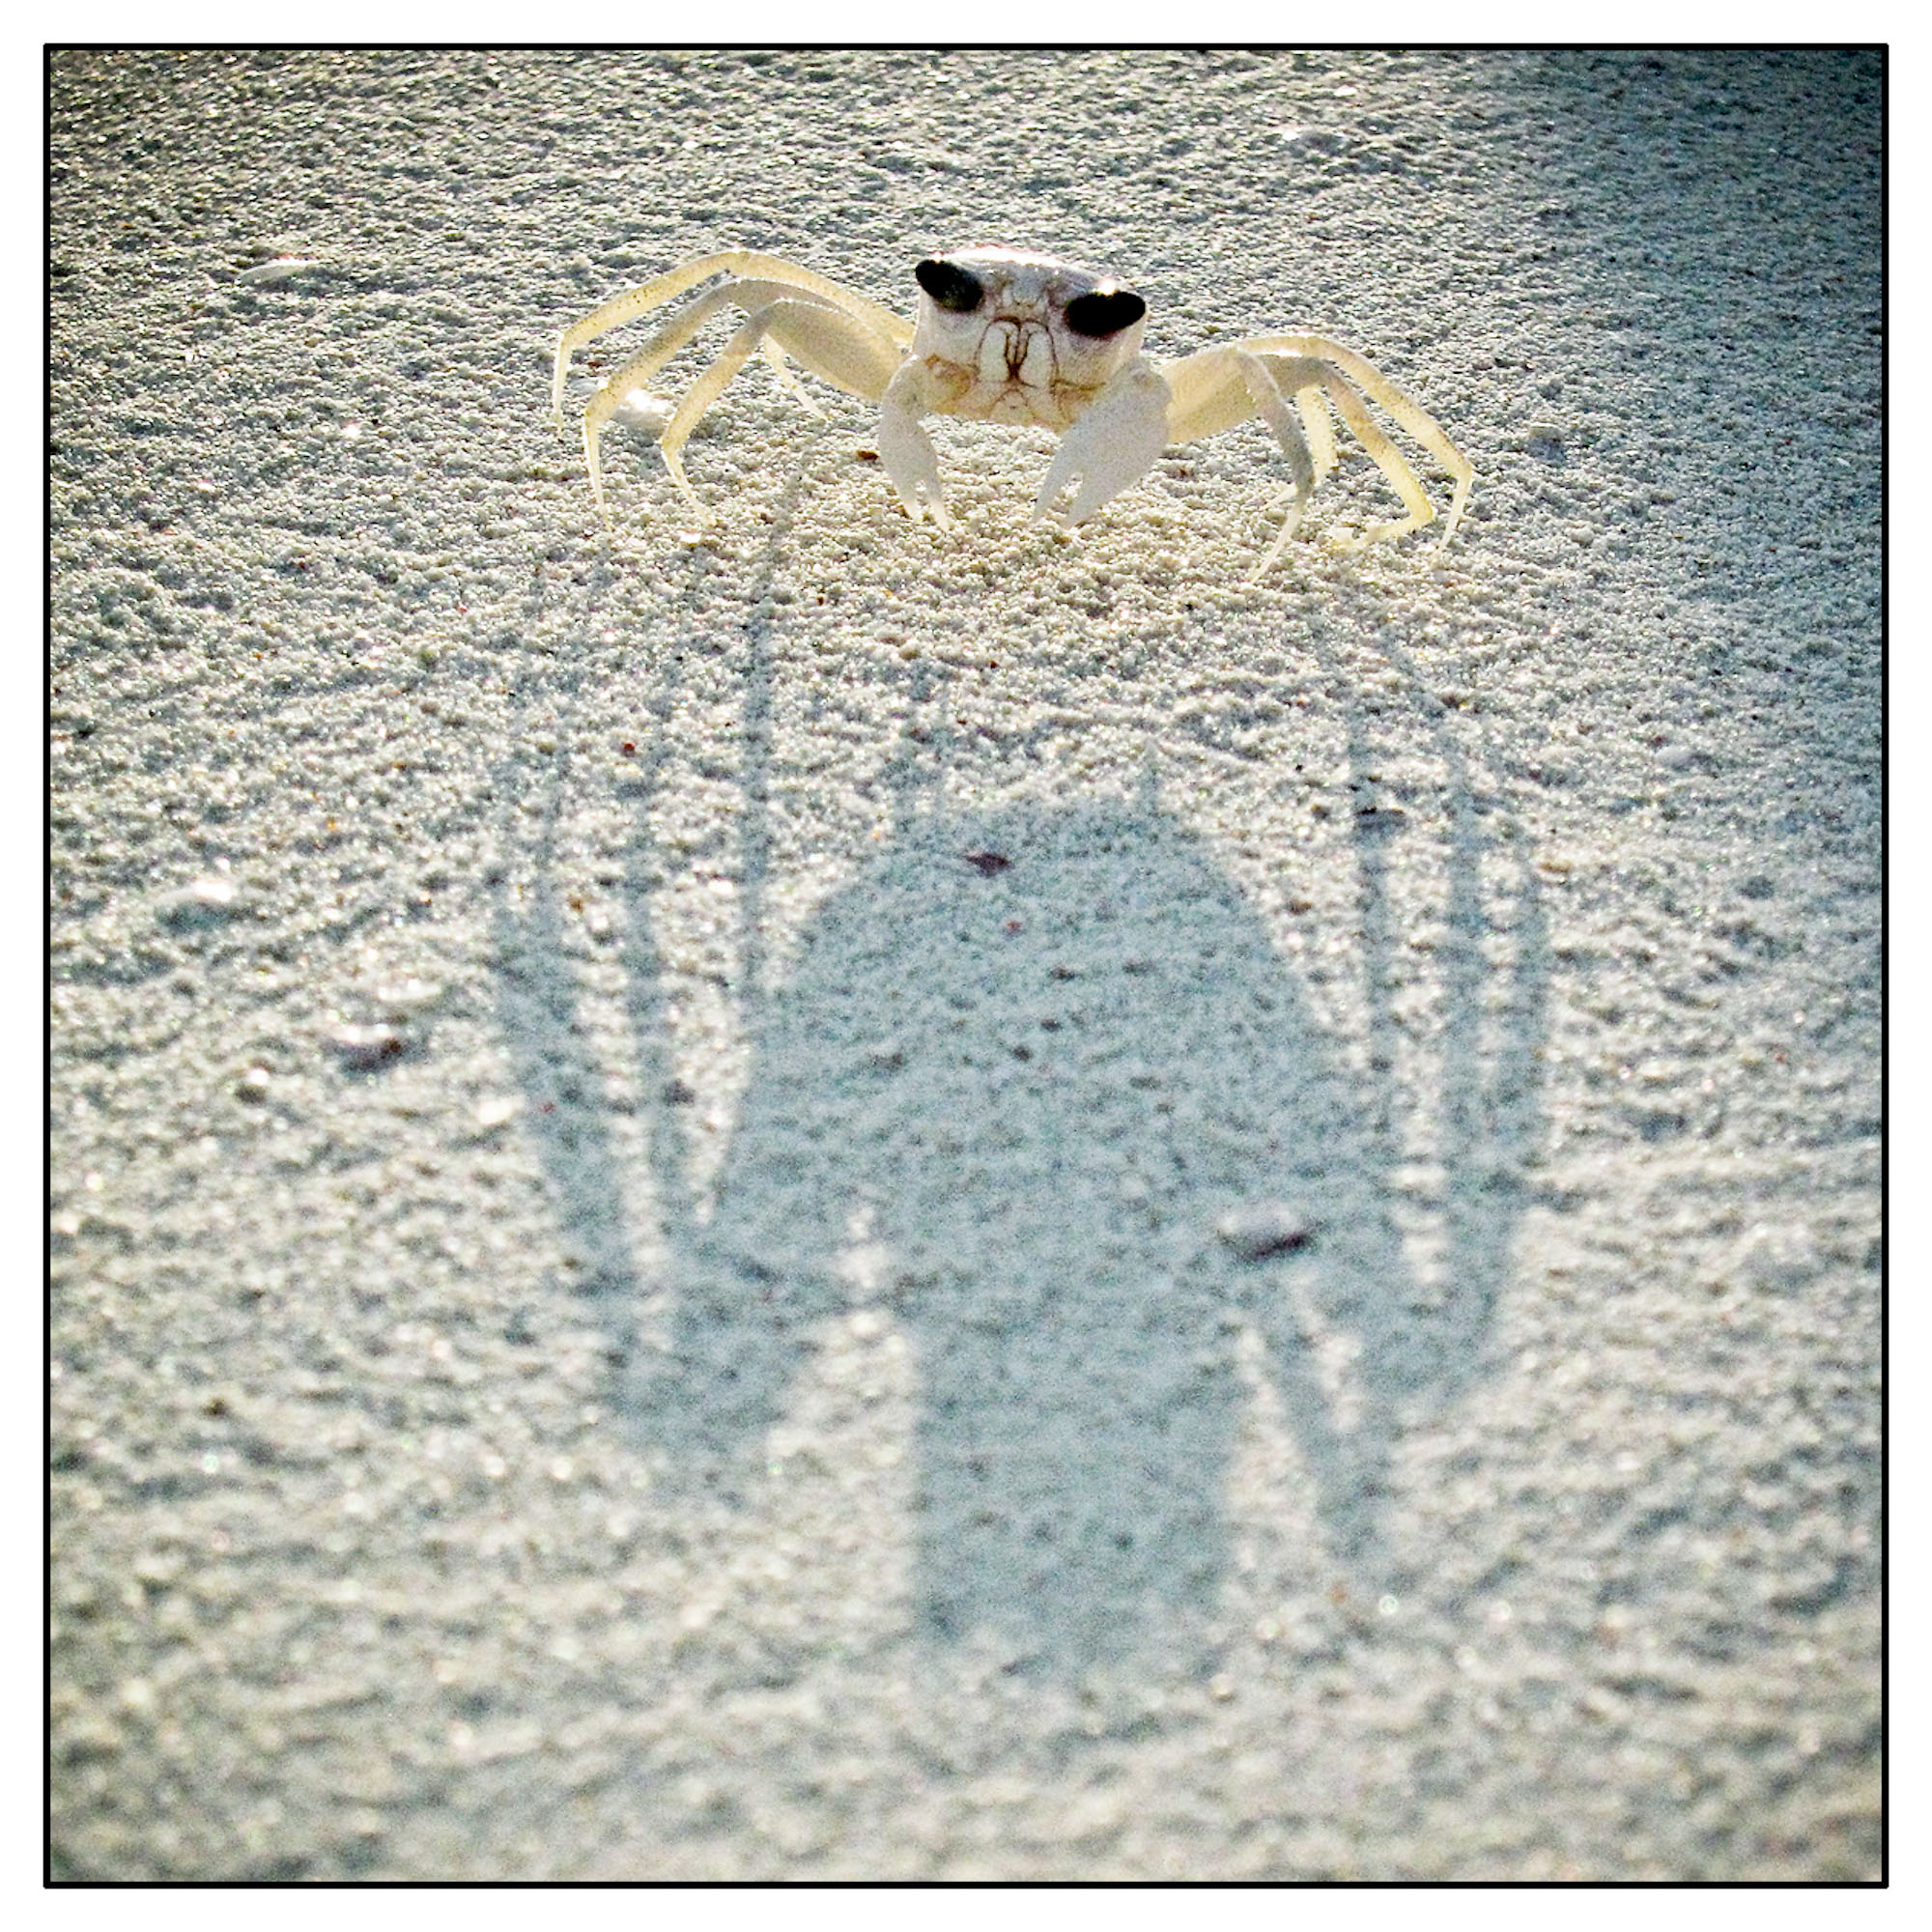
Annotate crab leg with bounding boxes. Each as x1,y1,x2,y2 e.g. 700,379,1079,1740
574,279,822,442
1165,348,1336,483
1234,352,1322,582
584,295,907,524
1239,332,1473,542
1313,369,1436,549
553,249,913,426
1293,382,1339,479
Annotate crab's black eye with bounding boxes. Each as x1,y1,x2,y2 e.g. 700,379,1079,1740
1064,285,1147,338
916,258,985,314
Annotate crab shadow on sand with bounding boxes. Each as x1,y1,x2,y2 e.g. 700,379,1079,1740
493,620,1548,1680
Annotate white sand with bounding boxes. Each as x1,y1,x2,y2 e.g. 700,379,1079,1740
49,49,1879,1878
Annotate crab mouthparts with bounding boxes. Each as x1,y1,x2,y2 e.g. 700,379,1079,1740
977,319,1055,391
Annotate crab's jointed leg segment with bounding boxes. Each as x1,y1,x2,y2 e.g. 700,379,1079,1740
1294,382,1339,479
576,280,810,516
577,279,798,428
757,338,824,419
1164,345,1349,578
1233,352,1324,582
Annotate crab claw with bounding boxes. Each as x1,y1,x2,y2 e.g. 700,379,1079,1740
878,367,952,528
1035,361,1173,526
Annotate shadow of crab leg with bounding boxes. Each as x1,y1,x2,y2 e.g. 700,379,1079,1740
552,247,913,425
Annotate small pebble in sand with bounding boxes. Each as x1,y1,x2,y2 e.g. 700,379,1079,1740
1215,1202,1314,1262
327,1023,409,1070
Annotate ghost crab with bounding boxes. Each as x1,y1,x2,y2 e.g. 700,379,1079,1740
551,246,1473,581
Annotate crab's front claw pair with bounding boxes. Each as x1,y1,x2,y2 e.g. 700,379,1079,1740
877,358,1175,539
1034,361,1174,528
